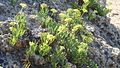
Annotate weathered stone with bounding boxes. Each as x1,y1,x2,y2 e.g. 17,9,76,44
48,0,71,10
0,3,7,14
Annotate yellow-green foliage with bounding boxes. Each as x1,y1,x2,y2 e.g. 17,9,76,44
69,0,112,20
34,3,96,68
9,3,98,68
9,3,27,45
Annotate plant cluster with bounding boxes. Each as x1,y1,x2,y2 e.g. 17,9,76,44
9,3,98,68
27,3,97,68
69,0,112,20
9,3,27,45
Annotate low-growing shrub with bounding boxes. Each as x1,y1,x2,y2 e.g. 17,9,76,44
69,0,112,20
36,3,97,68
9,3,98,68
9,3,27,45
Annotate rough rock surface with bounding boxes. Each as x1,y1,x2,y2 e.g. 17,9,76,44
88,15,120,68
48,0,71,10
0,0,120,68
87,0,120,67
